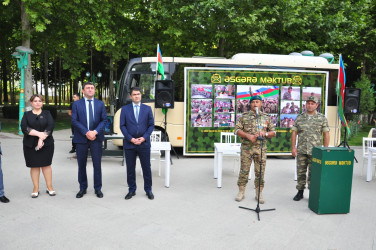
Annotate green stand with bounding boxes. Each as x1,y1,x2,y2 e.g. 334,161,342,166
309,147,354,214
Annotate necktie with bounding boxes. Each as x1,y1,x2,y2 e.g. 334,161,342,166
88,100,94,130
135,105,139,123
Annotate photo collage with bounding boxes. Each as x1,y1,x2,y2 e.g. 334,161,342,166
190,84,322,128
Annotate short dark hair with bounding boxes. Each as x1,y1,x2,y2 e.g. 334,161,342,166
73,92,80,97
83,82,95,89
30,94,44,102
130,87,142,95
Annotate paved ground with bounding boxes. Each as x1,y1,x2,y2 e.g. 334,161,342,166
1,129,376,250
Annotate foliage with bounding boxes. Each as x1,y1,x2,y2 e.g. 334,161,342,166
0,0,376,106
354,75,375,115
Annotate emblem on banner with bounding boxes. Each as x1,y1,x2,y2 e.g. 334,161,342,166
211,74,221,83
292,76,303,85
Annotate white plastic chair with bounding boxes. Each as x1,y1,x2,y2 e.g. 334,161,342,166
137,131,162,176
362,137,376,177
220,132,243,175
150,131,162,176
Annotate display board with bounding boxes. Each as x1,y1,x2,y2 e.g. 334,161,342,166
184,68,329,155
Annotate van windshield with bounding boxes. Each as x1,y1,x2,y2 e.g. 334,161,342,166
125,63,169,102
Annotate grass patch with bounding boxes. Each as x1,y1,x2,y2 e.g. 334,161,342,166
345,124,374,146
0,111,71,134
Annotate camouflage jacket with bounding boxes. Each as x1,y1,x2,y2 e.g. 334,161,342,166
291,111,330,155
235,111,275,148
283,91,291,100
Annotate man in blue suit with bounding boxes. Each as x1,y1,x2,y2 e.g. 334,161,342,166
72,82,107,198
0,145,10,203
120,87,155,200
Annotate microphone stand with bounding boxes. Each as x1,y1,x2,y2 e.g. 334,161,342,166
239,109,275,221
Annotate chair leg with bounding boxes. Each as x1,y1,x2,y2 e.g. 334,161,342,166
233,158,237,173
158,156,161,177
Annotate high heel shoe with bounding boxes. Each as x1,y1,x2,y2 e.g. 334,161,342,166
31,191,39,198
46,189,56,196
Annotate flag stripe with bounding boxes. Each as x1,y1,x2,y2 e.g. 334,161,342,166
157,44,165,80
337,54,351,136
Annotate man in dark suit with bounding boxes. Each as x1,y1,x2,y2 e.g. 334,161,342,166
72,82,107,198
120,87,155,200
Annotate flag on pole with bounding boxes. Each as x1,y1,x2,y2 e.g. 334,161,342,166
157,44,165,80
336,54,351,136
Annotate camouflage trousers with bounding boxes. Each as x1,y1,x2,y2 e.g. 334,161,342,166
237,145,267,188
296,153,312,190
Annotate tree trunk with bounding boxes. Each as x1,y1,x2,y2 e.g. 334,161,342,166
44,46,49,104
54,57,57,106
109,57,115,115
11,73,15,105
217,37,225,57
21,1,33,111
73,79,78,96
59,57,62,108
34,59,38,94
3,60,8,104
1,58,7,104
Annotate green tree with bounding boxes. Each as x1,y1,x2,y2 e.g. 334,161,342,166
354,74,375,118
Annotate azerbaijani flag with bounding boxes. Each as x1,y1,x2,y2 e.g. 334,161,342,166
336,54,351,136
237,86,279,100
254,86,279,98
157,44,165,80
237,91,252,99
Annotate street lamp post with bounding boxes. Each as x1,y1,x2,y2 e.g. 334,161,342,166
12,46,34,135
86,71,102,85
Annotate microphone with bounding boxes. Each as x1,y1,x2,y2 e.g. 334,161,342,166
255,107,259,116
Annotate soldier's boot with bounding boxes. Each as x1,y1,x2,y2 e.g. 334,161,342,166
235,186,246,202
293,190,304,201
255,187,264,204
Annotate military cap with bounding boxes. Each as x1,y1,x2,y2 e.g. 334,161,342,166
307,95,318,103
249,95,262,102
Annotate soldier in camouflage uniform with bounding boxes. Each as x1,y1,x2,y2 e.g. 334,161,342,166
291,96,330,201
283,86,293,100
234,95,275,203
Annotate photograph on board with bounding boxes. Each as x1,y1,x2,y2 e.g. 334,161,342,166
281,86,300,100
191,84,213,99
215,85,235,99
191,99,212,114
191,113,212,127
214,114,235,127
215,99,235,113
280,114,298,128
280,100,300,114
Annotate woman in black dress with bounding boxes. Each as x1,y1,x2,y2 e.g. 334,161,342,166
21,94,55,198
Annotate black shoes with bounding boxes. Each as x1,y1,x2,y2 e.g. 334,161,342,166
76,190,103,198
76,190,87,198
124,192,136,200
146,191,154,200
95,190,104,198
293,190,304,201
124,191,154,200
0,196,10,203
69,148,76,153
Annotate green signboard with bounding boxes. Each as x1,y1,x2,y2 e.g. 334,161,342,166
184,67,329,155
